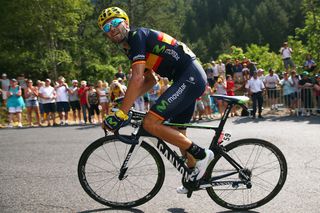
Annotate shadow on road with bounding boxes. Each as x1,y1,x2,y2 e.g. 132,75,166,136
77,207,144,213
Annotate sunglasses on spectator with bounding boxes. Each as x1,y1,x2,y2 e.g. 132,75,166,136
102,18,124,33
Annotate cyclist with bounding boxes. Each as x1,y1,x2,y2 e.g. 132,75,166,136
98,7,214,193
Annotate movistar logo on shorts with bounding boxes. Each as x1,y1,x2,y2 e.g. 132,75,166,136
167,83,186,103
156,100,169,113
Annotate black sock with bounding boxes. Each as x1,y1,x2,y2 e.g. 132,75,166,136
186,142,206,160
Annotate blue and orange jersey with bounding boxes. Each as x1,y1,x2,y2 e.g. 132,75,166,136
126,28,196,80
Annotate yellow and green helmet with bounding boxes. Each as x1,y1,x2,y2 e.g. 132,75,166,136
98,7,129,29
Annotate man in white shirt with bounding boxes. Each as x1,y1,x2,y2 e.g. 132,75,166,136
55,76,70,125
246,71,265,119
264,68,280,110
39,79,57,126
280,41,295,71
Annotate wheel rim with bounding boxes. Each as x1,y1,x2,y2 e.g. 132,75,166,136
80,139,162,206
207,142,286,209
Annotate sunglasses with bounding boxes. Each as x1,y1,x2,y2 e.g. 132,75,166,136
102,18,124,33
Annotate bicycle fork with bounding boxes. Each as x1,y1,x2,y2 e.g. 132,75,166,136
118,144,137,180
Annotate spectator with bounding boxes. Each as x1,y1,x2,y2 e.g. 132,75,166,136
205,63,215,87
280,41,295,71
233,59,243,84
96,80,110,118
226,74,238,116
314,74,320,114
78,80,90,124
225,58,234,77
217,59,226,79
110,80,125,102
36,80,45,124
212,60,219,84
39,79,57,126
86,83,100,124
303,54,317,73
117,77,127,92
160,77,170,95
279,72,295,115
264,68,280,110
114,65,126,81
213,76,227,117
6,79,25,127
298,71,313,116
192,96,205,122
149,78,160,107
55,76,70,125
246,71,265,119
257,68,265,81
134,96,145,112
201,83,214,119
143,92,150,111
17,74,27,91
288,70,300,114
1,73,10,106
24,79,41,126
68,80,82,124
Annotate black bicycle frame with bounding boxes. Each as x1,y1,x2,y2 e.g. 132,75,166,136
116,101,248,181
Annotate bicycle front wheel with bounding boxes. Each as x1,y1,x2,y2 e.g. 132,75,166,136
206,139,287,210
78,135,165,208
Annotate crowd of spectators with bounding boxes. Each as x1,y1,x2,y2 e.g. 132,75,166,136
1,42,320,127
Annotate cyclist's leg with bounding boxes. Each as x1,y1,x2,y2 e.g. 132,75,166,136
143,60,214,180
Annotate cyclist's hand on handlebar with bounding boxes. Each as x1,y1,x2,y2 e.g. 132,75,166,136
102,109,129,131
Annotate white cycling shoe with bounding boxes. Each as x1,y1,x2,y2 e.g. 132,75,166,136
177,149,214,194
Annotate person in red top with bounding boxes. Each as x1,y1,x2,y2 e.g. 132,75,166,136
78,80,90,124
226,74,238,116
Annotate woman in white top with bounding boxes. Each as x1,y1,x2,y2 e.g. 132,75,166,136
96,80,110,119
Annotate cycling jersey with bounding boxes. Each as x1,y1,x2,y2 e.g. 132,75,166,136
127,27,196,80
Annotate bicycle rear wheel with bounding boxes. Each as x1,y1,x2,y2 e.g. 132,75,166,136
78,135,165,208
206,139,287,210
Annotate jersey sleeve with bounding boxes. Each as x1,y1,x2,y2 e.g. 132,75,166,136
130,29,148,65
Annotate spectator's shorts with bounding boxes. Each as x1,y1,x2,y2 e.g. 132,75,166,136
283,58,295,69
267,88,279,99
70,101,81,111
43,103,56,113
39,103,44,114
283,93,295,107
56,102,70,113
26,99,39,107
8,106,22,113
149,60,207,124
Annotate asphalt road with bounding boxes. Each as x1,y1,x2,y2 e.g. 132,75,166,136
0,115,319,213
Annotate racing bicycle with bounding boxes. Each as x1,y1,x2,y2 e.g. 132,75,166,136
77,95,287,211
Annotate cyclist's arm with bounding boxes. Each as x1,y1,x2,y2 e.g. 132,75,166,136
120,62,156,114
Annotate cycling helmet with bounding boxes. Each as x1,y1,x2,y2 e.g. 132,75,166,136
98,7,129,29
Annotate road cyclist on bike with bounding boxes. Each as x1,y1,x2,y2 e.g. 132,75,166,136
98,7,214,193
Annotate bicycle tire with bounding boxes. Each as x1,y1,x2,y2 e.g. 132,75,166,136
206,139,287,210
78,135,165,208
